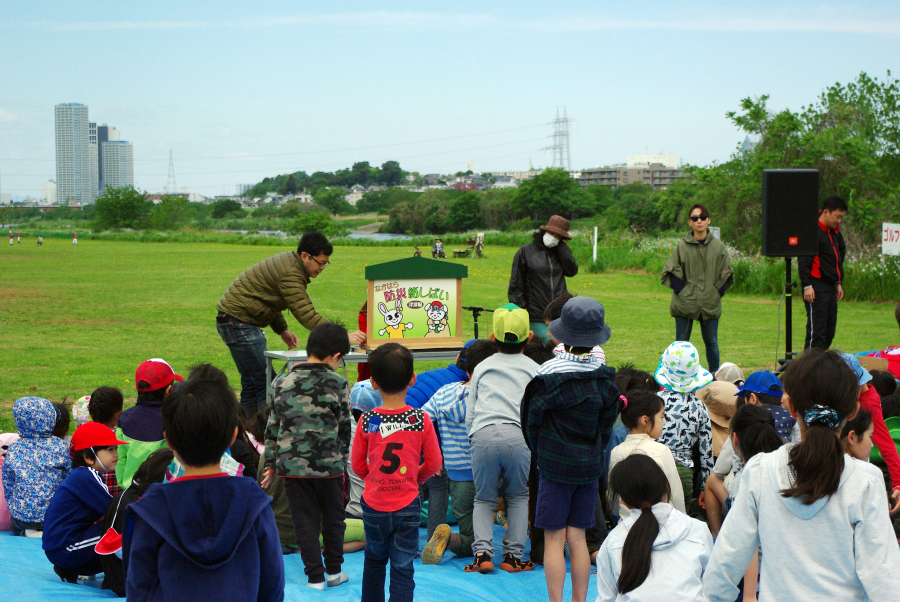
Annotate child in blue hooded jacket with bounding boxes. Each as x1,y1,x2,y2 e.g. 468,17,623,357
2,397,70,536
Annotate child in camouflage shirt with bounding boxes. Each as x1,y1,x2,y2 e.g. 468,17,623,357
261,322,352,590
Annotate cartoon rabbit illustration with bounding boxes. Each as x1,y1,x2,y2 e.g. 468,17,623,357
378,299,414,338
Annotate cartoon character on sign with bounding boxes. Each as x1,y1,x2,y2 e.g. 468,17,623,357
378,299,414,338
424,301,450,337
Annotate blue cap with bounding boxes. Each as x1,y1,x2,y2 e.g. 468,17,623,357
839,353,872,386
735,371,783,397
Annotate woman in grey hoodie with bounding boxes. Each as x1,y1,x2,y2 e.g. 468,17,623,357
704,349,900,601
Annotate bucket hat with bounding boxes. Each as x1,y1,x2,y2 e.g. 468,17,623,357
539,215,571,241
548,297,611,347
654,341,713,393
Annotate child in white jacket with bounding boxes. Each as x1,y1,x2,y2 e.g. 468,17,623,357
596,454,712,601
704,348,900,601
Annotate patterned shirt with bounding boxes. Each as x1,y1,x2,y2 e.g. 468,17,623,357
552,343,605,365
656,389,714,482
538,350,601,375
422,383,472,481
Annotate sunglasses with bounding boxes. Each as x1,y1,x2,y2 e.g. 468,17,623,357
690,214,709,222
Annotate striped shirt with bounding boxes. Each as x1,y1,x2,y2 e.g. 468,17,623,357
553,343,605,365
422,382,472,481
538,349,601,376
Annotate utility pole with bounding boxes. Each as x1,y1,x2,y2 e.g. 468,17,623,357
543,107,572,171
166,149,176,194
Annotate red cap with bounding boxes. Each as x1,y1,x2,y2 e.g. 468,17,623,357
135,358,183,392
71,422,128,451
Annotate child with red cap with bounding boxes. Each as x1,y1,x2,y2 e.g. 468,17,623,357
42,422,128,583
115,359,182,489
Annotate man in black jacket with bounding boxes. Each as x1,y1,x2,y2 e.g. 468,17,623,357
799,196,848,349
507,215,578,341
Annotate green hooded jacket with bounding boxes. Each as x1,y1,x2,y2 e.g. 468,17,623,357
661,232,733,321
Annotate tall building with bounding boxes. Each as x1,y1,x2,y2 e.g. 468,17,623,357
55,103,97,204
96,125,120,192
41,179,57,204
89,122,99,201
101,140,134,190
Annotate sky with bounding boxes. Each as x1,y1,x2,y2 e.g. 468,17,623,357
1,1,898,199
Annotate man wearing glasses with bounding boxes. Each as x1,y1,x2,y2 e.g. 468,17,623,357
662,204,734,373
216,231,365,416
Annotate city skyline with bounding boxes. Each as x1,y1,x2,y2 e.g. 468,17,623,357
2,2,898,200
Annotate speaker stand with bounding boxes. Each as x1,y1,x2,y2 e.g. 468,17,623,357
777,257,798,374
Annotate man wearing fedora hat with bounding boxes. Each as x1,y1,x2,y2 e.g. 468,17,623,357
508,215,578,342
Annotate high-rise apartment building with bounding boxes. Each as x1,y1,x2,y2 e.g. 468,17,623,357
101,140,134,190
55,103,97,204
89,122,99,201
96,125,120,192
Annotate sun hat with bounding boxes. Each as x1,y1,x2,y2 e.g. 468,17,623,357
548,297,611,347
715,362,744,384
71,422,129,452
539,215,572,241
492,303,530,344
700,381,739,456
839,353,873,386
735,371,783,398
135,358,183,393
654,341,713,393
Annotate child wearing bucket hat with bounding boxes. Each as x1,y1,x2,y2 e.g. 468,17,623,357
654,341,715,510
42,422,128,583
521,297,619,602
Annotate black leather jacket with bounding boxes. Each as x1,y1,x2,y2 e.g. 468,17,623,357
507,235,578,321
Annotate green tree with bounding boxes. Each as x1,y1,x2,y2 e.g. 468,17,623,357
314,187,355,216
278,174,299,195
444,191,484,231
357,187,418,214
512,168,590,220
93,186,152,230
211,199,243,219
150,196,190,230
351,162,371,186
289,210,332,235
379,160,404,186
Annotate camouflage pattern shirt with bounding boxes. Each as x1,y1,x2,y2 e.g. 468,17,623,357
265,363,351,478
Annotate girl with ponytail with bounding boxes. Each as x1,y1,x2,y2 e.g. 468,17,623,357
705,348,900,601
596,455,712,601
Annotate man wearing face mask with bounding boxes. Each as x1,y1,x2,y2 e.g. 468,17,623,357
507,215,578,341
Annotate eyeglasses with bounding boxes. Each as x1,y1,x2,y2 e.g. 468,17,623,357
690,215,709,222
305,254,330,267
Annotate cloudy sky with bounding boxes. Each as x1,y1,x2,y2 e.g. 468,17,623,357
2,1,898,198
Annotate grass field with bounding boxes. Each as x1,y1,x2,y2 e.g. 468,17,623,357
1,239,897,433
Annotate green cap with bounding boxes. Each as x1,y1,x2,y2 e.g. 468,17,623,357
492,303,530,344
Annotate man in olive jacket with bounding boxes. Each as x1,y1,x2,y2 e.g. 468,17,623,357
661,204,733,373
216,232,364,416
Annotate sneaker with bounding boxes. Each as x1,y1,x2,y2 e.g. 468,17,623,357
422,524,451,565
53,566,78,584
499,553,534,573
464,551,494,573
326,572,349,587
306,581,325,591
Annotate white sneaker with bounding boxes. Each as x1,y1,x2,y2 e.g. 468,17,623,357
306,581,325,591
24,529,43,538
326,572,349,587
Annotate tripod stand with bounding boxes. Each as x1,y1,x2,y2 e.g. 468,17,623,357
462,306,494,339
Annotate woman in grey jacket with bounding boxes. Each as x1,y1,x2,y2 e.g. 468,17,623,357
661,204,733,373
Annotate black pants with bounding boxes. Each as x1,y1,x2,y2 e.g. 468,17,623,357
804,283,838,349
283,477,346,583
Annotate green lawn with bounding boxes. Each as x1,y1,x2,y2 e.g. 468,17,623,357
1,239,896,433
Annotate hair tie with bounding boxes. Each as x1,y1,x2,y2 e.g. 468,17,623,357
803,405,841,430
619,395,629,409
639,502,653,510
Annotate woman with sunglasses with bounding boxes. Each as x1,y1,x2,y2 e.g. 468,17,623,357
661,204,733,373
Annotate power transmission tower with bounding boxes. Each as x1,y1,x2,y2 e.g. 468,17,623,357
166,149,176,194
543,107,572,171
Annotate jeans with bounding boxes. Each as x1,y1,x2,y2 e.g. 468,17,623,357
422,472,448,542
675,316,720,373
361,497,420,602
470,423,531,559
216,313,268,416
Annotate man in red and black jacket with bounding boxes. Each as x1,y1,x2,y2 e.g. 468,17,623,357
798,196,848,349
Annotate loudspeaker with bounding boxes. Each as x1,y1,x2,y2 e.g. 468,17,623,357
761,169,819,257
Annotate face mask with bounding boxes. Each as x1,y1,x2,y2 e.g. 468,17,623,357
542,233,560,248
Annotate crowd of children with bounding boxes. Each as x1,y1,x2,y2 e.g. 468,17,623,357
2,298,900,601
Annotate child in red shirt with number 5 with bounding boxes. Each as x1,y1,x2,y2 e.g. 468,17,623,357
351,343,442,602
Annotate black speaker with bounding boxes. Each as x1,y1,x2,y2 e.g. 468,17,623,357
761,169,819,257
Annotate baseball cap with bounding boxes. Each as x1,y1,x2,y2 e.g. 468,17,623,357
839,353,873,386
715,362,744,384
71,422,128,451
548,296,611,347
135,358,183,393
492,303,530,344
735,371,783,397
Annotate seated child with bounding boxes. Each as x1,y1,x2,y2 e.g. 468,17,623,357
261,322,352,590
351,343,442,602
870,370,897,400
2,397,71,536
42,422,127,582
609,390,685,518
346,378,383,520
543,292,606,364
85,387,125,497
51,401,71,441
97,448,174,597
123,377,284,602
421,339,498,564
596,455,712,602
522,296,619,602
0,433,21,532
841,409,874,462
464,304,538,574
654,342,715,508
116,358,182,488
